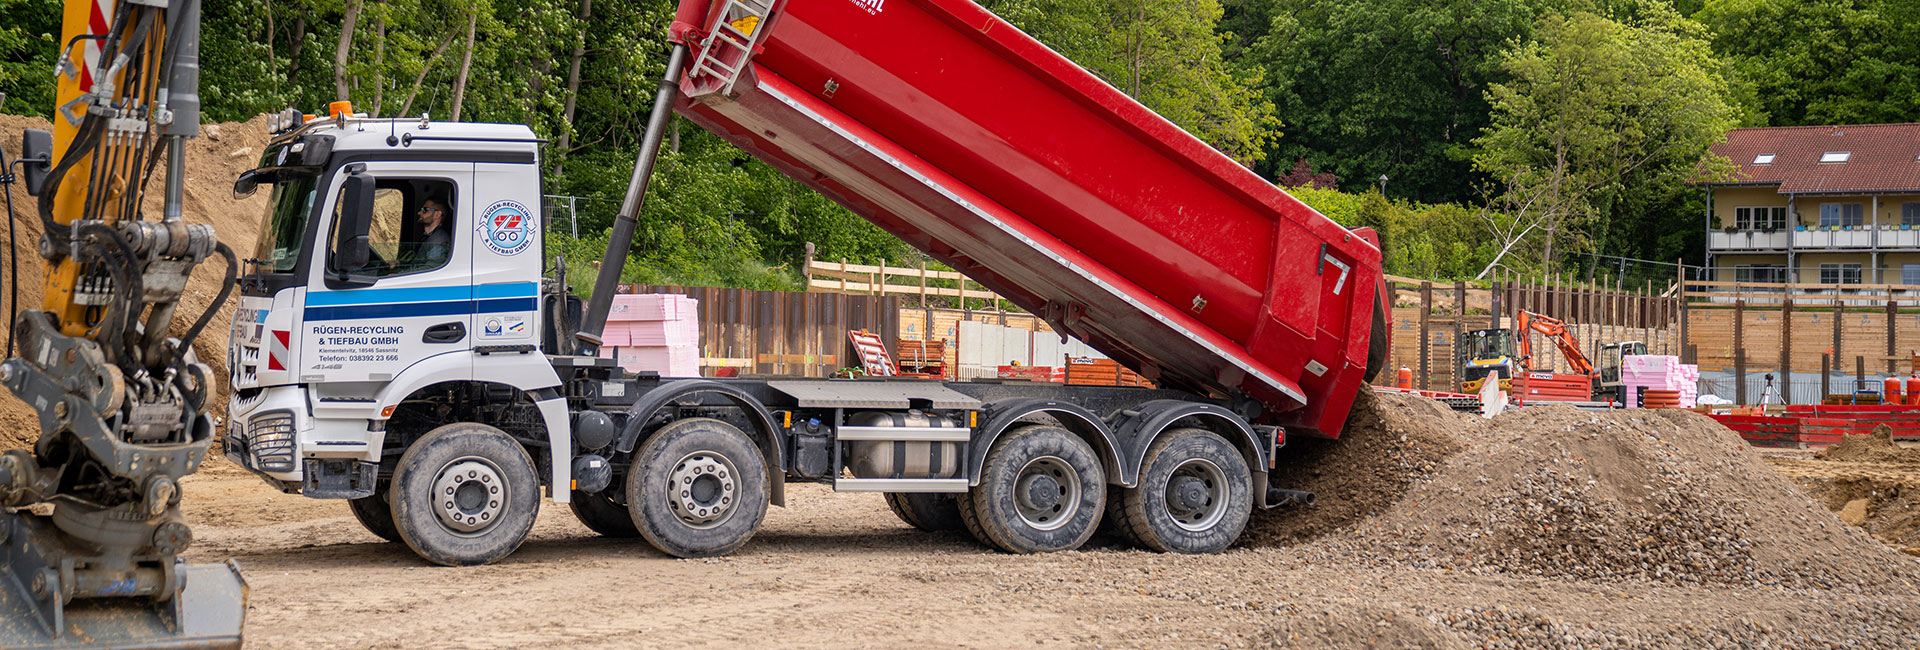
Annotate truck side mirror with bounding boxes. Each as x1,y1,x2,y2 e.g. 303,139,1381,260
233,169,264,199
20,129,52,196
330,169,375,278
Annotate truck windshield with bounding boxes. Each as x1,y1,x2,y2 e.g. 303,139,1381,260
252,171,321,273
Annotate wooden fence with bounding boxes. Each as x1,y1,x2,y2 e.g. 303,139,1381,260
1381,274,1685,393
786,257,1920,403
624,284,899,377
803,251,1009,307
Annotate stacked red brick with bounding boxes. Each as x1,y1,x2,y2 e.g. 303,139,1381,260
599,294,701,377
996,365,1065,382
895,340,947,379
1065,357,1152,387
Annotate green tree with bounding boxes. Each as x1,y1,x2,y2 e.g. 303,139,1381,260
1695,0,1920,126
1245,0,1553,203
981,0,1277,163
1472,9,1737,277
0,0,59,116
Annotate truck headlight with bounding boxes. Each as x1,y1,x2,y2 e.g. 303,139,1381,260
248,410,296,472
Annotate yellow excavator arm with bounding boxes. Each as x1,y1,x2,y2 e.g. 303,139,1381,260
0,0,246,646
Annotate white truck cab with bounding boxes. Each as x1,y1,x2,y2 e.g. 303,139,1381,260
227,114,573,562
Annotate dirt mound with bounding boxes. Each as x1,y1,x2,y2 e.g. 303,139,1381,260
1817,425,1920,464
1256,393,1920,591
1,113,271,450
1796,477,1920,552
1246,390,1471,546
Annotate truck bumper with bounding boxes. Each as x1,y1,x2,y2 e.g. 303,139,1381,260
226,385,381,493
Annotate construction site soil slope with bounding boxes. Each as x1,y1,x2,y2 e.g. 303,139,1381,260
1769,426,1920,553
167,392,1920,648
0,113,270,449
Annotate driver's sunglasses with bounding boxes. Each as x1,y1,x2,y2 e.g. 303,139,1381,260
419,206,443,214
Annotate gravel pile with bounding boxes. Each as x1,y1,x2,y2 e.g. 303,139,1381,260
1817,425,1920,464
1244,390,1466,546
1253,395,1920,592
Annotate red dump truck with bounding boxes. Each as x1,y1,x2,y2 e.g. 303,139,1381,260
222,0,1389,566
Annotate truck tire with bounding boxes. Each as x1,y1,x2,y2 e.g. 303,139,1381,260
1119,428,1252,554
1365,297,1390,383
347,484,402,543
389,423,541,566
1098,492,1141,546
569,489,640,538
883,493,965,532
626,418,769,558
958,425,1105,553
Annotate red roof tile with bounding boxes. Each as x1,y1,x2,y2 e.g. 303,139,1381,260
1707,123,1920,194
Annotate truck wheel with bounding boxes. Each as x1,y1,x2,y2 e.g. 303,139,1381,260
883,493,965,532
569,489,640,538
1120,428,1252,554
958,425,1105,553
626,418,769,558
1098,491,1141,547
1365,297,1390,382
348,483,402,543
390,423,541,566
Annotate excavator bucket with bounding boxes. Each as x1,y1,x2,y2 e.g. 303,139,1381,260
0,513,246,649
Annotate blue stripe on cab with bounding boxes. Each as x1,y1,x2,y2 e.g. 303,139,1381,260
475,283,538,299
302,284,539,322
305,285,473,307
305,282,536,306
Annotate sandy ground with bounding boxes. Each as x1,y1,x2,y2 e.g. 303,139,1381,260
178,461,1920,650
179,392,1920,650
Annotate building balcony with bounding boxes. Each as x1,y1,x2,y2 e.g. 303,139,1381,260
1712,226,1920,252
1792,227,1876,248
1879,226,1920,248
1708,229,1790,251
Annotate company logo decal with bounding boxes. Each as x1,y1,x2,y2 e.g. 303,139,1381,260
848,0,883,14
478,199,536,256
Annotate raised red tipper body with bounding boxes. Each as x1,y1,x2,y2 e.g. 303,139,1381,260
667,0,1390,437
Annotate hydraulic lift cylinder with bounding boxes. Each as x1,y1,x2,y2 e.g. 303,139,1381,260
578,45,688,343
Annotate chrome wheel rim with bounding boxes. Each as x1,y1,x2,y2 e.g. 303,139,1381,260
432,456,507,535
667,451,739,529
1012,456,1080,531
1164,458,1228,532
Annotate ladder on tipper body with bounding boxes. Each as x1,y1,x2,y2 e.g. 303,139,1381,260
685,0,779,97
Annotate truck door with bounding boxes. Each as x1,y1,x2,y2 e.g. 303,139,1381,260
301,162,476,383
466,162,544,359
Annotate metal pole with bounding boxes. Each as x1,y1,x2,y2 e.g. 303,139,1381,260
580,44,687,341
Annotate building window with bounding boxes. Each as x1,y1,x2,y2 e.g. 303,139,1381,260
1904,264,1920,285
1753,153,1776,165
1820,263,1863,285
1820,203,1863,227
1905,202,1920,226
1735,206,1787,229
1820,151,1852,163
1735,265,1787,284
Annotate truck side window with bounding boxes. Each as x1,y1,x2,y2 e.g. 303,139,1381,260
327,178,458,278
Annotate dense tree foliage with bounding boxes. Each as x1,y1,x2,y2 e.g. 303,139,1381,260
1695,0,1920,126
1240,0,1554,204
0,0,1907,288
1473,9,1738,276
